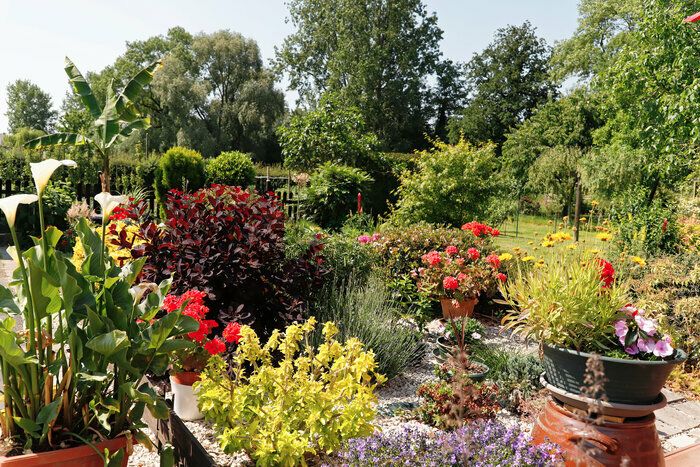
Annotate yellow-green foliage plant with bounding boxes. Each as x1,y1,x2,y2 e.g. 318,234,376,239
196,318,385,466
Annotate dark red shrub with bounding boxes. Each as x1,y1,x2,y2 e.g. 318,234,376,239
113,185,326,336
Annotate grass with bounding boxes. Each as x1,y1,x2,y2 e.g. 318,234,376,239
494,214,609,253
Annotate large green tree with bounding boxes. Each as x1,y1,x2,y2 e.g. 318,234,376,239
5,80,57,133
448,22,557,150
275,0,443,151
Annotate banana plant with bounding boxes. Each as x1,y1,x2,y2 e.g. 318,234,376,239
0,159,197,460
25,57,162,192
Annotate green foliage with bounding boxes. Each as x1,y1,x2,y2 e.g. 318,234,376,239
527,146,583,216
609,187,680,256
154,147,206,204
391,139,506,226
196,319,384,465
416,379,500,429
205,151,255,187
5,80,56,133
42,181,75,231
501,250,629,352
276,0,443,151
311,275,422,379
448,22,556,149
303,163,372,229
278,95,380,171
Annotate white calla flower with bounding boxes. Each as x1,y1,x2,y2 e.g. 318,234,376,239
30,159,78,194
94,192,127,218
0,194,39,228
6,246,19,265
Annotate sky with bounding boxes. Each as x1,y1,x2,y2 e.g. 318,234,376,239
0,0,580,133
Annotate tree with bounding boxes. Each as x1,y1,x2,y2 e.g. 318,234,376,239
527,146,585,217
5,80,57,133
276,0,443,151
448,22,557,150
26,58,159,192
427,59,468,141
152,30,286,158
277,94,379,170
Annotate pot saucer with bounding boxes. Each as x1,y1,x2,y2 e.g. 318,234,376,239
540,374,667,418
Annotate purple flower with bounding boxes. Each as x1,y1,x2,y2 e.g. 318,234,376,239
635,315,657,336
624,343,639,355
614,320,628,339
637,337,656,353
653,335,674,358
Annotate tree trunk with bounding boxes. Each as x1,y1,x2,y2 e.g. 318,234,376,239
646,176,660,206
100,153,110,193
573,175,582,242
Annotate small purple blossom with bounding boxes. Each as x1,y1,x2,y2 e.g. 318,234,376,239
614,320,628,339
624,343,639,355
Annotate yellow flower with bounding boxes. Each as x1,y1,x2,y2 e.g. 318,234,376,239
630,256,646,267
522,256,535,262
566,243,578,250
535,259,546,268
591,200,599,207
541,240,555,248
580,217,587,223
586,249,601,255
596,232,613,242
498,253,513,261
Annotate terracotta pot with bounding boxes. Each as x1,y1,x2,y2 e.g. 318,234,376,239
170,371,203,421
440,297,477,319
0,436,131,466
543,344,686,405
532,399,664,467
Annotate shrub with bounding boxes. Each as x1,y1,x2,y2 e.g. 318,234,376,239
311,275,422,379
205,151,256,187
416,379,500,429
121,185,326,337
391,139,506,227
196,319,384,465
42,180,75,230
303,162,372,229
153,146,206,204
331,421,563,466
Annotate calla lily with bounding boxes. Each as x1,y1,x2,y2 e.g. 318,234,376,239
0,194,39,228
6,246,19,265
30,159,77,194
94,192,127,219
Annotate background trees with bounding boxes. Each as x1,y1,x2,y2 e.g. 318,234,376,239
5,80,56,133
275,0,443,151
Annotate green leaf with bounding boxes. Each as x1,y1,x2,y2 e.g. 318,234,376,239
160,444,175,467
0,284,20,314
13,417,40,436
86,330,129,357
97,84,122,149
116,59,162,122
157,339,195,353
36,398,61,435
105,448,125,467
119,118,150,138
148,312,179,350
24,132,90,149
64,57,102,119
0,328,34,368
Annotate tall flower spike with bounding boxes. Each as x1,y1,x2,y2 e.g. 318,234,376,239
0,194,39,228
94,192,128,219
30,159,77,194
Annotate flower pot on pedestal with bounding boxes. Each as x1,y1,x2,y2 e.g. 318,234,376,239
171,371,204,421
440,297,477,319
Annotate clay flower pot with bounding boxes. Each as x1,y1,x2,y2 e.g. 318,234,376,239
542,344,686,405
0,436,131,466
171,371,204,421
440,297,477,319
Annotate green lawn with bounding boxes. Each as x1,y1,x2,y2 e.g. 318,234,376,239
494,214,608,253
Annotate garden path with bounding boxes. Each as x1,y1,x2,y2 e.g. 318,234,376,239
0,248,12,286
658,390,700,451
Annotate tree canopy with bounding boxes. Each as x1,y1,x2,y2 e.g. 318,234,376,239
5,80,57,133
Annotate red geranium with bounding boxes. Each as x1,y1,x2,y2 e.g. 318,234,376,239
597,259,615,288
421,251,442,267
223,322,242,344
467,247,480,261
443,276,459,290
461,221,500,238
445,245,459,256
497,273,507,283
204,337,226,355
486,254,501,269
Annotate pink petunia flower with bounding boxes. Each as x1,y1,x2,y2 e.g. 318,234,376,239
357,235,371,244
636,337,657,353
635,315,657,336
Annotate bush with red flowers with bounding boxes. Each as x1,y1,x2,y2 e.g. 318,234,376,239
162,290,240,372
117,185,327,337
461,221,500,238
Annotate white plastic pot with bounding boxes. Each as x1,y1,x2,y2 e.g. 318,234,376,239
170,374,204,421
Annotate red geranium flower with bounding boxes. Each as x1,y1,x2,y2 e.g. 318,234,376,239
223,322,242,344
467,248,480,261
597,259,615,288
443,276,459,290
486,254,501,269
421,251,442,267
445,245,458,256
497,273,507,283
204,337,226,355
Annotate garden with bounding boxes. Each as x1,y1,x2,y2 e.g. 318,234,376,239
1,0,700,466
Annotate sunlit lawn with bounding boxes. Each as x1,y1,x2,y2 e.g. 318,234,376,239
495,214,610,253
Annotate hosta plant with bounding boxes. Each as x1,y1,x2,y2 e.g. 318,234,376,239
196,318,385,466
0,159,198,463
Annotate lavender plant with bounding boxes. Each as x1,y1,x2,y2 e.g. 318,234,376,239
330,420,562,466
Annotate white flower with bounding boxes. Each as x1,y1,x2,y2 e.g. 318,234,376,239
30,159,77,194
6,246,19,265
94,192,127,218
471,332,482,340
0,194,39,228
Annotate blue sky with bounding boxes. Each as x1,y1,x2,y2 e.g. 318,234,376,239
0,0,579,132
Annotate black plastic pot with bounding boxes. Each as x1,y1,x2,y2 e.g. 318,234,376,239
542,344,686,405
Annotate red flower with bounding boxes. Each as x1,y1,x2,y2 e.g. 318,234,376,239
223,322,242,344
445,245,458,256
491,229,500,237
597,259,615,288
486,254,501,269
467,248,480,261
204,337,226,355
662,218,668,233
443,276,459,290
461,221,499,237
457,273,467,282
421,251,442,267
497,273,507,283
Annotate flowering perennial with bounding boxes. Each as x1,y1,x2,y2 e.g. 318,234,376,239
615,305,675,358
461,221,500,238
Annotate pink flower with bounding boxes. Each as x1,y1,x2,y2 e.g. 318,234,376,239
467,248,480,261
636,337,656,353
635,315,657,336
457,273,467,282
653,336,673,358
614,320,628,339
445,245,458,256
443,276,459,290
620,305,641,317
371,233,381,241
486,254,501,269
454,258,465,266
357,235,371,244
422,251,442,267
624,343,640,355
497,273,507,283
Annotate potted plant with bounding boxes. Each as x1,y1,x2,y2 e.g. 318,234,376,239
417,246,504,318
163,290,241,421
0,159,199,465
501,250,686,405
